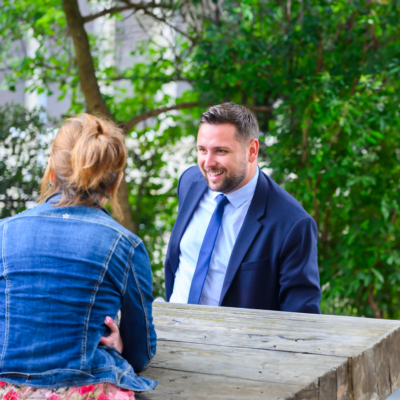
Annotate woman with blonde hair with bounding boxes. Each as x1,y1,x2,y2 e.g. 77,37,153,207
0,114,157,399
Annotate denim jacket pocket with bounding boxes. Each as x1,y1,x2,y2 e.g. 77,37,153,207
240,258,268,272
0,372,31,378
0,369,95,379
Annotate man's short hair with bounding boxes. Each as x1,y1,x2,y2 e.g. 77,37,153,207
200,102,259,141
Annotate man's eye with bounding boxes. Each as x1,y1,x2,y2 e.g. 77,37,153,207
217,150,226,154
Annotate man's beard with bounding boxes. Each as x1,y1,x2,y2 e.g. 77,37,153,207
201,164,248,194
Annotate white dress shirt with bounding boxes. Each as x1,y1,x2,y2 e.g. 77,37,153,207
170,168,259,305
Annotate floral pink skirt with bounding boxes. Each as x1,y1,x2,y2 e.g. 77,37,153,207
0,382,135,400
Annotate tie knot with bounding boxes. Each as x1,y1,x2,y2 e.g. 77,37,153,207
215,194,229,208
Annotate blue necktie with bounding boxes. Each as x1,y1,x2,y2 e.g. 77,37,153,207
188,194,229,304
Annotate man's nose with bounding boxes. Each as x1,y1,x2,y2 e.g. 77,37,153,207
203,153,217,169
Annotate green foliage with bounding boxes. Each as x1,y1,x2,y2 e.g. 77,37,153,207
0,0,76,97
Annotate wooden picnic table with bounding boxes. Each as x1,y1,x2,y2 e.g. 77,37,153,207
137,302,400,400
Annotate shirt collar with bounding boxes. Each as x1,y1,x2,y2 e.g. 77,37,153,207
211,167,259,209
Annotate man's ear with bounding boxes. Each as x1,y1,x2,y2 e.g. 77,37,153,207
248,139,259,163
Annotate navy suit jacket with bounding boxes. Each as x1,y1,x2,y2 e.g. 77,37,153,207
164,166,321,313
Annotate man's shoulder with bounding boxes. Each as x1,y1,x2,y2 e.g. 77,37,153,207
177,166,204,199
260,172,311,222
179,165,203,184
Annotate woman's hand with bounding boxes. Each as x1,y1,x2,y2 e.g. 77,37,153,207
100,316,123,353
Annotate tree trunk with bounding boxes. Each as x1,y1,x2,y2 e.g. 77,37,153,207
61,0,135,233
116,173,136,233
61,0,110,117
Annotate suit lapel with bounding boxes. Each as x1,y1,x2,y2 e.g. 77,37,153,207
169,179,208,275
219,172,269,305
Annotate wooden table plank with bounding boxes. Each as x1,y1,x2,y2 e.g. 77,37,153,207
149,341,346,385
153,305,398,358
138,303,400,400
136,367,304,400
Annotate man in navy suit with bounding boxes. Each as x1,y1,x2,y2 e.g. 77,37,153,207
164,103,321,313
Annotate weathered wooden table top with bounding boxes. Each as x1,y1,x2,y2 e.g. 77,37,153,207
137,303,400,400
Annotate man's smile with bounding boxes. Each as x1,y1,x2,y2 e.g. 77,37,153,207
206,170,225,181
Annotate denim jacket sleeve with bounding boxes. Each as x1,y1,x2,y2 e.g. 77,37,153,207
120,241,157,372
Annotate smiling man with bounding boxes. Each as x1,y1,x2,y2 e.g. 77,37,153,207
165,103,321,313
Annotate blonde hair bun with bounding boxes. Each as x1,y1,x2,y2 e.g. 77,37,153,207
40,114,127,219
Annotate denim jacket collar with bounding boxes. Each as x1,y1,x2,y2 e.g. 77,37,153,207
45,190,111,216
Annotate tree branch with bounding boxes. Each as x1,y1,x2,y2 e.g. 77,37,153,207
249,105,273,112
301,116,311,167
307,176,320,228
384,211,398,241
329,107,348,145
82,2,173,23
111,75,193,84
142,9,198,43
391,210,398,225
123,103,274,132
316,38,323,72
367,287,381,319
286,0,291,24
124,102,201,132
321,204,330,245
83,5,134,23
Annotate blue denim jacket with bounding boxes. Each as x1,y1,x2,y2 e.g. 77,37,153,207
0,193,157,391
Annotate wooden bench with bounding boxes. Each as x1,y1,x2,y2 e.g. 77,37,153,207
137,303,400,399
